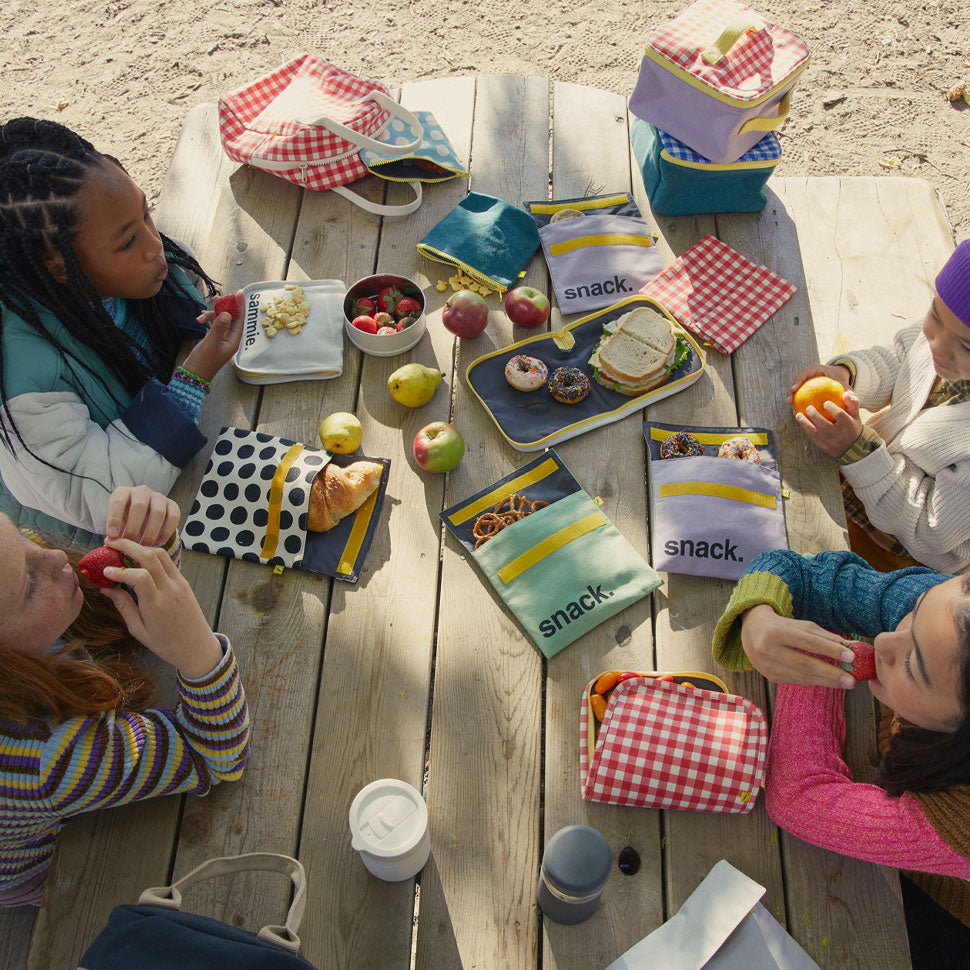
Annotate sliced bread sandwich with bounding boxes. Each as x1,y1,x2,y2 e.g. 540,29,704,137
589,307,687,396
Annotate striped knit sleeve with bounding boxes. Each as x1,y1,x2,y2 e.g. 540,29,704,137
765,684,970,877
35,635,249,816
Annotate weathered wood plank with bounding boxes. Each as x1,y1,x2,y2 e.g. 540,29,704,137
0,908,34,970
294,75,476,970
414,74,549,970
542,81,664,970
721,181,917,968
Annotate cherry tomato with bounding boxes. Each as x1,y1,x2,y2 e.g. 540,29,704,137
590,693,608,722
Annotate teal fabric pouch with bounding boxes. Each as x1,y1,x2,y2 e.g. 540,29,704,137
417,192,541,295
630,119,781,216
442,451,661,658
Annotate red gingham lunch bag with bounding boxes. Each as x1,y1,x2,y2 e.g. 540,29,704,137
218,54,423,216
580,671,768,813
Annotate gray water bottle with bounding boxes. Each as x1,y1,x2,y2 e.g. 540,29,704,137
536,825,612,924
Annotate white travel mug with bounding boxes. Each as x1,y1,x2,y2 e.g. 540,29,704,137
349,778,431,881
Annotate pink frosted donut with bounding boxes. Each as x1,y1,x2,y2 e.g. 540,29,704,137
505,354,548,392
717,436,761,463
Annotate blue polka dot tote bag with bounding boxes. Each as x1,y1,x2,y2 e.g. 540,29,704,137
358,110,468,185
183,426,390,582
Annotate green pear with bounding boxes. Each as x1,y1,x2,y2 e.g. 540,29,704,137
387,363,443,408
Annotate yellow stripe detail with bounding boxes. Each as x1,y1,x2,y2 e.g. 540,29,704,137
659,481,777,509
260,443,305,560
336,487,379,576
448,458,559,525
497,512,606,583
658,148,780,172
529,195,631,214
641,45,809,107
548,233,656,257
648,428,769,446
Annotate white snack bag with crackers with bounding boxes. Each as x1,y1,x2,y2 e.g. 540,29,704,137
232,278,345,385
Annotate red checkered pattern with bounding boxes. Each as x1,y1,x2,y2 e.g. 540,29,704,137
649,0,809,102
640,234,796,355
218,55,391,191
580,677,767,813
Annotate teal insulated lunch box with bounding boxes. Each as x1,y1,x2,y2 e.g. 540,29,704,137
631,119,781,216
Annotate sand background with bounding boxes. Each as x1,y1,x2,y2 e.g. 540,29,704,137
2,0,968,238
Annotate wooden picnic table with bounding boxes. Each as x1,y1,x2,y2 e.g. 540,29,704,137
1,75,955,970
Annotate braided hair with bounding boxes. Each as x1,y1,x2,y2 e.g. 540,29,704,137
0,117,217,458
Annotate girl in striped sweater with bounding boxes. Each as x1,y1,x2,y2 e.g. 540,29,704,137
713,549,970,966
0,485,250,907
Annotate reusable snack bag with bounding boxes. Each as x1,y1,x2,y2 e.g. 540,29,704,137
580,672,767,812
523,194,664,314
629,0,810,164
605,860,822,969
639,234,796,355
466,295,705,452
645,422,788,580
183,427,389,583
630,119,781,215
417,192,541,295
218,55,424,216
441,450,661,658
358,109,468,184
232,279,344,385
78,853,318,969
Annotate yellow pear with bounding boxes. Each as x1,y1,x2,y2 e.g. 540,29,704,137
318,411,363,454
387,363,443,407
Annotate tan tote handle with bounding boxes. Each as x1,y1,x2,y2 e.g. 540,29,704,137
738,90,792,135
701,18,763,64
138,852,307,954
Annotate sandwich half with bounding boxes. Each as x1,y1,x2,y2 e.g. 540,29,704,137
589,307,689,396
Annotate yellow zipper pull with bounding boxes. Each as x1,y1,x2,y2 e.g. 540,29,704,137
551,328,575,351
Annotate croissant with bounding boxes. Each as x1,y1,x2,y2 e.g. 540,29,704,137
307,460,383,532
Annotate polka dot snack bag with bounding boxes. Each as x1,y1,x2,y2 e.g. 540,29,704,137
358,111,468,184
183,427,389,582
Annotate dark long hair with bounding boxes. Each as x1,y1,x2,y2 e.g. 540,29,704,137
879,573,970,795
0,116,217,461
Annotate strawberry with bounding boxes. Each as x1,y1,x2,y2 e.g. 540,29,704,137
213,294,240,319
377,326,398,335
77,546,124,588
373,311,395,329
375,285,403,314
848,641,877,682
394,296,422,320
396,320,409,332
352,296,376,317
351,315,377,334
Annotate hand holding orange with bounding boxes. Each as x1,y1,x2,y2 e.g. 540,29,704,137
792,376,846,423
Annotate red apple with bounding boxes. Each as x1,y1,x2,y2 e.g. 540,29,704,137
413,421,465,473
504,286,550,328
441,290,489,338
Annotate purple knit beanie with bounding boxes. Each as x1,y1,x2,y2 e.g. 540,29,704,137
935,239,970,328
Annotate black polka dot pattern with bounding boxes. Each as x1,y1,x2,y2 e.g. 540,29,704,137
182,427,327,568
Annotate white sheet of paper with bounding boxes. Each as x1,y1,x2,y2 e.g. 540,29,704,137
605,860,820,970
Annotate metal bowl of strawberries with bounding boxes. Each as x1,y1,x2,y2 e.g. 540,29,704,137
344,274,426,357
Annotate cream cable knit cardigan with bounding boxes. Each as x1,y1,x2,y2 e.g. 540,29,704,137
832,322,970,574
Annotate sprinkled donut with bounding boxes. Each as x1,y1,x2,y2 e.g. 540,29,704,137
504,354,548,392
718,436,761,463
660,431,704,459
548,367,591,404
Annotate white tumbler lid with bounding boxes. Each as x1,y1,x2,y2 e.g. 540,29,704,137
349,779,428,858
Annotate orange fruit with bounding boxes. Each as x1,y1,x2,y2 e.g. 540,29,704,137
792,376,845,422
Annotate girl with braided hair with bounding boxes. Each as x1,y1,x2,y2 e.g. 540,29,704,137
0,117,243,546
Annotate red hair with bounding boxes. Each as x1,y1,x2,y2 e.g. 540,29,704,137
0,551,155,721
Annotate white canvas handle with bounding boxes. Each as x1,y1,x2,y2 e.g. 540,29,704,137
332,179,422,217
138,852,308,954
311,90,423,157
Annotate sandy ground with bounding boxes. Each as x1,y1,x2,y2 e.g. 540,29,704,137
2,0,968,238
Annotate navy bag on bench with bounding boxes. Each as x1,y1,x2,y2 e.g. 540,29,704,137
78,853,318,970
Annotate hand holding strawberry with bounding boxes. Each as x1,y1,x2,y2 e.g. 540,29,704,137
184,287,245,381
77,546,125,588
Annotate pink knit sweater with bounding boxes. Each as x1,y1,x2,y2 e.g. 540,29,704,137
765,684,970,877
